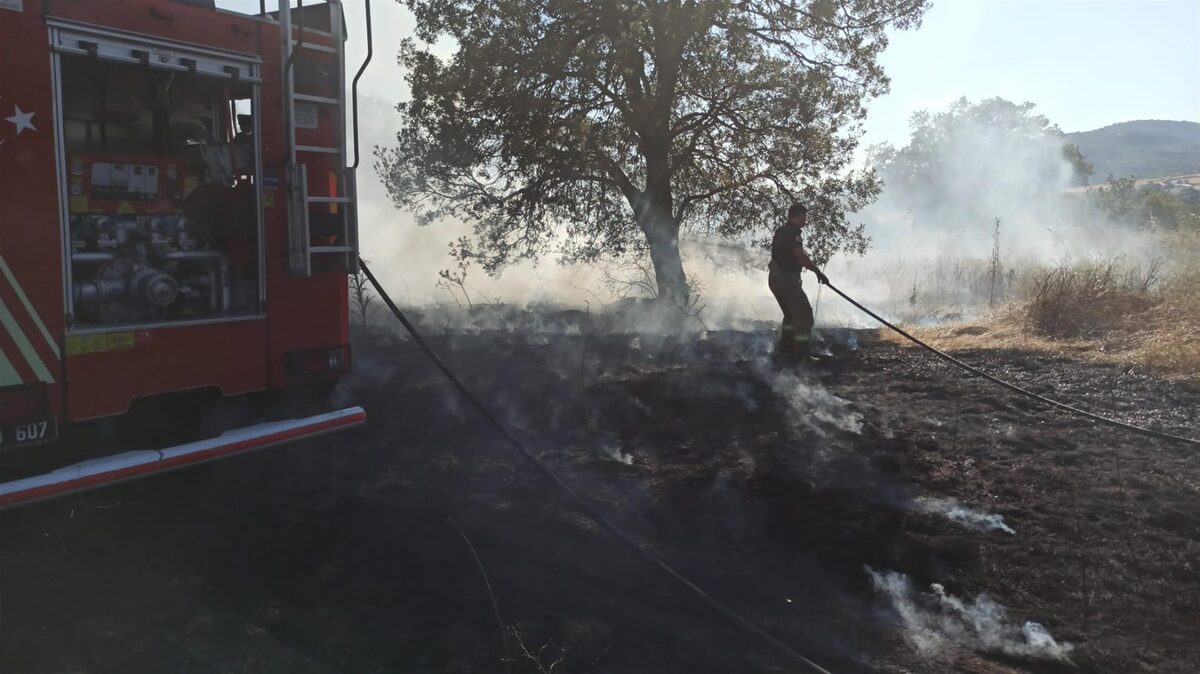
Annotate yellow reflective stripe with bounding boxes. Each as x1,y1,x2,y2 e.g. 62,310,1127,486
0,297,54,383
0,255,59,360
0,347,21,387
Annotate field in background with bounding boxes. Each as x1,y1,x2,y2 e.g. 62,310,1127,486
879,232,1200,382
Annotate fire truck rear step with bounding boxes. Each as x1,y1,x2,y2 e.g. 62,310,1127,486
0,406,366,510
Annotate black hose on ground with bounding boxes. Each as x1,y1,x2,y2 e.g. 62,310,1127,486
822,282,1200,448
357,257,835,674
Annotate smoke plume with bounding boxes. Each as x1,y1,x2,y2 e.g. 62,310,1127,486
866,568,1074,662
912,497,1016,535
757,364,864,437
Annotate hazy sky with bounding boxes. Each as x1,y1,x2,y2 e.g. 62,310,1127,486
868,0,1200,145
221,0,1200,145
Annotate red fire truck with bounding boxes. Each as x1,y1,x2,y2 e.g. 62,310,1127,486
0,0,372,507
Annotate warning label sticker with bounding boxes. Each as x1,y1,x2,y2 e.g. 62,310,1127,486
294,102,319,129
66,332,136,356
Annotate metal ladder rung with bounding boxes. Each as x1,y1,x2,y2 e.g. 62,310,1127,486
289,26,334,39
294,93,340,106
296,144,341,154
292,40,337,54
281,0,358,277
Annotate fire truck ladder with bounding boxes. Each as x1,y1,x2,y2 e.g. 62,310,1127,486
280,0,358,275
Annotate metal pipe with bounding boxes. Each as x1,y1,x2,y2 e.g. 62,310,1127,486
71,251,119,264
73,277,127,304
279,0,296,166
284,0,305,74
163,250,231,312
349,0,372,170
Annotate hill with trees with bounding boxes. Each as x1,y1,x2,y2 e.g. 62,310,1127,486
1065,120,1200,181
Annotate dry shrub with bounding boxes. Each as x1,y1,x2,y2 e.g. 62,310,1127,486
1023,258,1163,338
1125,236,1200,376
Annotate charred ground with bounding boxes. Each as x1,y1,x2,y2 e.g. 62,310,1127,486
1,326,1197,673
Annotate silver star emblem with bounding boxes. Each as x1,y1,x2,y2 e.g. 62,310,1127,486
5,105,36,135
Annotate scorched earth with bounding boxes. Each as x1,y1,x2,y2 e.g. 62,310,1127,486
1,325,1197,673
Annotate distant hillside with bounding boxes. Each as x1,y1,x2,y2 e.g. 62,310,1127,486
1065,120,1200,182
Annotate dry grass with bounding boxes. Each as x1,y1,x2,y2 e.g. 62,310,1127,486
1123,257,1200,376
1024,259,1161,338
878,306,1111,363
881,234,1200,382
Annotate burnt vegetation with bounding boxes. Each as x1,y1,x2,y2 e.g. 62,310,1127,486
2,325,1197,672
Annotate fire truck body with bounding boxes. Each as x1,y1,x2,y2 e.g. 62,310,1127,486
0,2,364,468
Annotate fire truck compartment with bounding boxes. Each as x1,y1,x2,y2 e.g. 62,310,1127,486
57,42,263,329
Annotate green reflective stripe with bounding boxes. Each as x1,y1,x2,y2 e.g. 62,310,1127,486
0,297,54,383
0,347,21,386
0,255,59,360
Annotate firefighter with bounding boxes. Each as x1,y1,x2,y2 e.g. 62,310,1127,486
769,203,829,361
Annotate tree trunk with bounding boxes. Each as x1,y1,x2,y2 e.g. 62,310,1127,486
634,142,688,305
637,200,688,306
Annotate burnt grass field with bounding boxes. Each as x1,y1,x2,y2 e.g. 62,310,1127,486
1,324,1198,673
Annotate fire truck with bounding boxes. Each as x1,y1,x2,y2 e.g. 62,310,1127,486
0,0,372,507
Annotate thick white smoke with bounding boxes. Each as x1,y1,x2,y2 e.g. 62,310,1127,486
866,567,1074,662
911,497,1016,535
823,100,1169,325
745,360,864,437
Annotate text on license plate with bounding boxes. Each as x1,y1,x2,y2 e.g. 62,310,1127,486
0,417,58,448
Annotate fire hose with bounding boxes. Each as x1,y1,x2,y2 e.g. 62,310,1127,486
820,281,1200,447
357,258,836,674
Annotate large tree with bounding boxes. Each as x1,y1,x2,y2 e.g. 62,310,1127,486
868,97,1096,226
377,0,928,303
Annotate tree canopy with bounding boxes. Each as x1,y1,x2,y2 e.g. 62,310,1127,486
868,97,1096,227
377,0,929,303
1092,177,1200,230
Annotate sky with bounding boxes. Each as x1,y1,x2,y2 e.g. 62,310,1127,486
866,0,1200,146
218,0,1200,144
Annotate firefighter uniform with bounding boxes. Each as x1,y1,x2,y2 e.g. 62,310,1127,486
768,224,814,357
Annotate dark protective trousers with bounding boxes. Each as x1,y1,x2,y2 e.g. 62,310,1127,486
768,262,813,356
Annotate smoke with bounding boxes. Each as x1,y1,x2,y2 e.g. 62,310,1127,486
829,99,1171,324
338,4,1171,332
599,440,635,466
911,497,1016,535
757,364,864,437
866,568,1074,663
